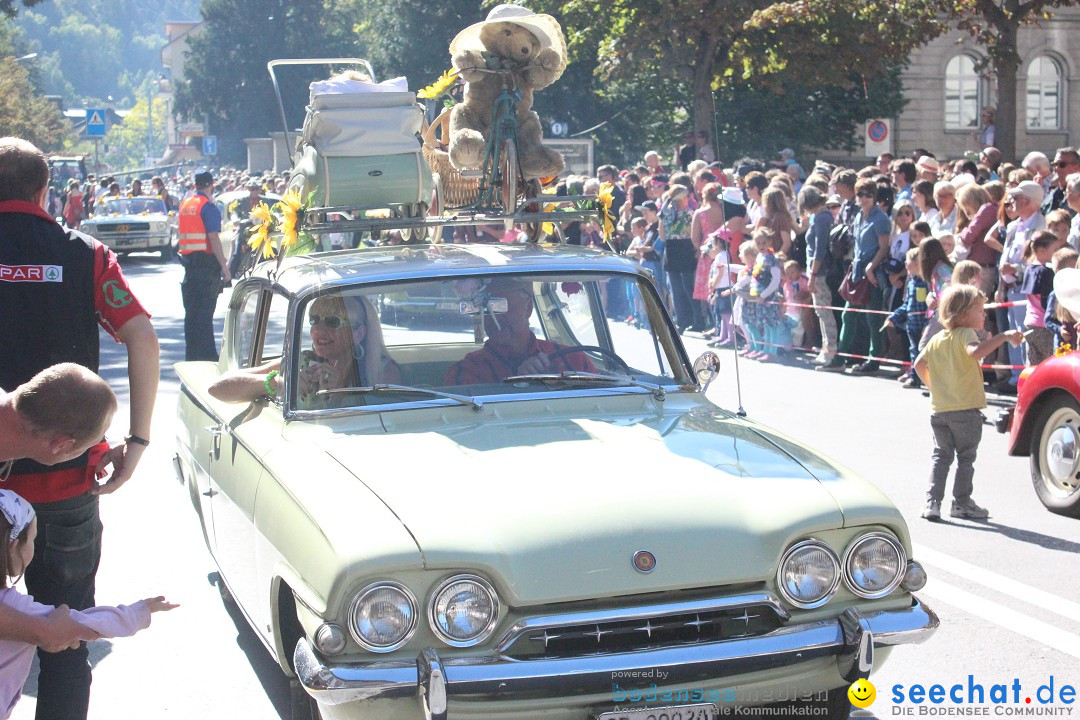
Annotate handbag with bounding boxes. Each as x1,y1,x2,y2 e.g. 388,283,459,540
839,268,870,305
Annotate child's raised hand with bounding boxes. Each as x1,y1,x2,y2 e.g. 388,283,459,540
144,596,179,613
1003,330,1023,346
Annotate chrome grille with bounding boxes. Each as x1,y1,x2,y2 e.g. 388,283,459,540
499,594,785,660
97,223,150,233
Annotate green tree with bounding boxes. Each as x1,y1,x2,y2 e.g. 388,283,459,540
175,0,359,163
0,0,43,17
0,55,72,150
103,94,168,171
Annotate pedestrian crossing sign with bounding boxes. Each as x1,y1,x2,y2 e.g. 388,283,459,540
85,109,106,137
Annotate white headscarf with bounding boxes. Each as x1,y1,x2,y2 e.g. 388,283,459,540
0,489,35,542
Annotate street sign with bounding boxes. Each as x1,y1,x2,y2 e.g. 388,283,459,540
178,122,205,136
550,121,569,138
864,118,892,157
203,135,218,156
85,109,106,137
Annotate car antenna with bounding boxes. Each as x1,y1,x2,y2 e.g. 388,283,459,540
712,89,746,418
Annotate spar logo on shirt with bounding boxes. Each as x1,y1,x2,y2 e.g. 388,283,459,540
0,264,63,283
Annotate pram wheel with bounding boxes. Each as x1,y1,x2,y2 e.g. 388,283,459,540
523,178,542,243
499,139,519,230
428,173,444,242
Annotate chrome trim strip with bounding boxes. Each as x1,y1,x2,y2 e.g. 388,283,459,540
294,597,938,707
493,592,789,653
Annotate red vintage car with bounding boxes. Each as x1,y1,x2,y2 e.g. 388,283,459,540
997,352,1080,517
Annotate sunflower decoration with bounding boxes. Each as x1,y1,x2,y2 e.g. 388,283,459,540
1056,342,1073,357
247,187,319,263
276,187,304,252
595,182,617,243
417,69,460,105
247,202,274,259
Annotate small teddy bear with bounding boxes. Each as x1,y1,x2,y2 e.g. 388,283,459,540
448,4,567,180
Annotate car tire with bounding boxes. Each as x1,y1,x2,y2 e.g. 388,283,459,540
1029,396,1080,517
290,678,322,720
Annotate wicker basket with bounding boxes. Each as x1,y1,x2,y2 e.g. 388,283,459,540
421,109,480,208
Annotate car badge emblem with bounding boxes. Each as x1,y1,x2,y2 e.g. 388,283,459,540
368,170,383,177
116,224,129,233
633,550,656,573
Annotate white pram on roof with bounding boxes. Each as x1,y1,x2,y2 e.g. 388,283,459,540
271,59,436,224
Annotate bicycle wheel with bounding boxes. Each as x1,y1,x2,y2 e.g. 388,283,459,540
500,139,519,230
427,173,445,242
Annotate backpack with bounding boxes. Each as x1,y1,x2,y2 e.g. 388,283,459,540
828,222,853,260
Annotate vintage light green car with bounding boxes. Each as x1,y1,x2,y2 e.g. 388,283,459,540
174,243,937,720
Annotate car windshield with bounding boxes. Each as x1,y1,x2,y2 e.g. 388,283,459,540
95,197,167,215
289,271,691,411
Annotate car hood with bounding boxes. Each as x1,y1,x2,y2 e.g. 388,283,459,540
320,403,861,606
85,214,167,223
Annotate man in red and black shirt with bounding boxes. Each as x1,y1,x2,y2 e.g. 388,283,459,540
445,277,595,385
0,136,159,720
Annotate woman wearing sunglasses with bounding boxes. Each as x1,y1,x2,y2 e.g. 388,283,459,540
209,294,400,406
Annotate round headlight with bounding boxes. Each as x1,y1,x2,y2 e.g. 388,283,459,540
843,532,906,599
348,581,418,652
428,574,500,647
776,540,841,609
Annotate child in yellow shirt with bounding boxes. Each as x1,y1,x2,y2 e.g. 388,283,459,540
913,285,1022,520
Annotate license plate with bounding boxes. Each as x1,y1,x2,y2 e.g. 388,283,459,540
598,704,717,720
111,238,136,247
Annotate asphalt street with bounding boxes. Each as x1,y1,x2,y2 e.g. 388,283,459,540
11,254,1079,719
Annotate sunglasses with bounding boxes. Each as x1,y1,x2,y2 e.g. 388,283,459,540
309,314,348,329
1055,160,1077,169
857,191,875,198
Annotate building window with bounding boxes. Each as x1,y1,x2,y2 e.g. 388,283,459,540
1026,56,1062,130
945,54,982,130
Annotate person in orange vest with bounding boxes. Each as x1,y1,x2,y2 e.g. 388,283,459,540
178,170,229,360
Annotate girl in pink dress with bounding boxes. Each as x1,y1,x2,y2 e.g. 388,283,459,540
692,183,725,334
0,489,176,719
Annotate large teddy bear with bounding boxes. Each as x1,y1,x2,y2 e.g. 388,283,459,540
448,4,567,180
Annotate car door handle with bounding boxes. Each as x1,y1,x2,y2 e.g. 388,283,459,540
204,423,226,438
202,489,218,498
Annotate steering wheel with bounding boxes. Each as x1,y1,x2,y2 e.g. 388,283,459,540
547,345,631,374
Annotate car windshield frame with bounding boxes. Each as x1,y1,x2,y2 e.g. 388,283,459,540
278,268,697,419
93,197,168,215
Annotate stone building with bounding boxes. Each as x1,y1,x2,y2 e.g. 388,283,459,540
843,8,1079,163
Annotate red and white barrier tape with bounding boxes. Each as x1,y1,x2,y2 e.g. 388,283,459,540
759,298,1028,316
720,333,1026,371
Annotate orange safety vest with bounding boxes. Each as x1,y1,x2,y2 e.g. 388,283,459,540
178,193,211,255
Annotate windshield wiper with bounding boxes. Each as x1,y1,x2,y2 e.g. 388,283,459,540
318,384,483,411
504,371,666,401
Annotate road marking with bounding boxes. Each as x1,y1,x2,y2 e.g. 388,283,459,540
918,577,1080,659
914,543,1080,623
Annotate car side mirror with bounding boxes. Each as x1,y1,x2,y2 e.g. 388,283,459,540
693,351,721,392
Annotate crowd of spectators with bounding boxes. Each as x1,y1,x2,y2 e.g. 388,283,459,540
47,139,1080,396
534,139,1080,394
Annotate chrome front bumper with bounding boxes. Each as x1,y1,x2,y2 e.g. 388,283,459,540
295,597,937,715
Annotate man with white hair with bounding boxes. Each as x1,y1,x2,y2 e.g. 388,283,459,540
995,181,1048,394
1022,151,1052,194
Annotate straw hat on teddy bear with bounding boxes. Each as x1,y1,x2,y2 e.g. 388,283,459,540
450,4,566,59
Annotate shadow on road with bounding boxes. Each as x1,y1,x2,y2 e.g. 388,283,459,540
207,572,292,720
934,518,1080,553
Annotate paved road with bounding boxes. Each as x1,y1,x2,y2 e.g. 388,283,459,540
12,254,1079,719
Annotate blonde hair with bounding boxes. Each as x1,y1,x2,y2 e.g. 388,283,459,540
938,284,985,329
309,294,399,385
738,240,758,262
1052,247,1078,272
952,260,982,287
